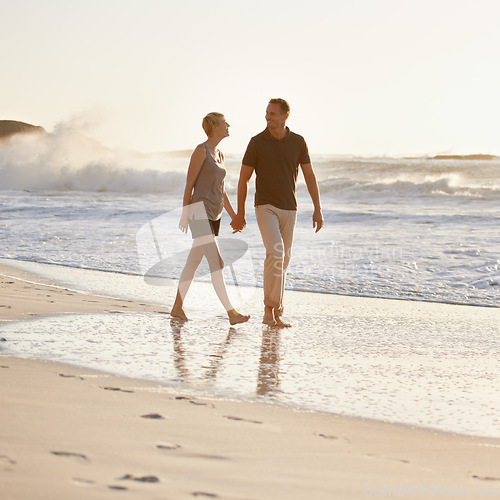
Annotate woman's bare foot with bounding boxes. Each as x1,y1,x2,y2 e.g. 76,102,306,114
228,309,250,325
171,291,188,321
170,305,188,321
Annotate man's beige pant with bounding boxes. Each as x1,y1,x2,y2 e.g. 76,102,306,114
255,204,297,312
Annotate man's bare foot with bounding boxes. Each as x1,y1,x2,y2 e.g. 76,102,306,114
228,309,250,325
275,316,292,328
262,307,277,326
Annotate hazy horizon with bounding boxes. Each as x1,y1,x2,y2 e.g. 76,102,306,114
2,118,499,160
2,0,500,157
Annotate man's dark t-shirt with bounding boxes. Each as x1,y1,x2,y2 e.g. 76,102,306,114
242,127,311,210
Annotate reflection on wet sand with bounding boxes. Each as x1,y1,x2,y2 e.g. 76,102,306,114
204,328,239,381
3,305,499,437
170,319,189,381
170,320,241,381
257,327,282,397
170,320,283,398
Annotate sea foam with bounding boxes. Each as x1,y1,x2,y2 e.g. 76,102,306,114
0,132,186,193
2,132,499,202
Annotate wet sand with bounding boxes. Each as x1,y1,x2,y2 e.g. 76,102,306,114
1,263,500,499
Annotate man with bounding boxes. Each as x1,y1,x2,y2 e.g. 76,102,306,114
231,98,323,327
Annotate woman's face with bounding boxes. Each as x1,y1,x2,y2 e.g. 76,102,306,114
213,118,230,138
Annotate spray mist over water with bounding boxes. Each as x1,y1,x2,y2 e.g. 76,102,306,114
1,119,499,203
0,124,187,193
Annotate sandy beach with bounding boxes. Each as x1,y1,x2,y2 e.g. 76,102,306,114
1,263,500,500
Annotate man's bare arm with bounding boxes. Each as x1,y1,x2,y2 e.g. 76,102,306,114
300,163,324,233
231,164,254,231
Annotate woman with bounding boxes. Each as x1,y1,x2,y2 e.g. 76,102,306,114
170,112,250,325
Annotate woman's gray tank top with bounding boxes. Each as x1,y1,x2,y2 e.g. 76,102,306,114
190,144,226,220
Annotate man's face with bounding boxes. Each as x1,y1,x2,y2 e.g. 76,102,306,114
265,103,288,130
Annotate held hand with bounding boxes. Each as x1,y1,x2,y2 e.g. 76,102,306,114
179,207,189,234
312,208,324,233
231,213,246,233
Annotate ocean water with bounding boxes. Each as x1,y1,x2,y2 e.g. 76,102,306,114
1,132,499,307
1,132,499,437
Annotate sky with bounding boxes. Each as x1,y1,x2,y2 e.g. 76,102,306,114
2,0,500,156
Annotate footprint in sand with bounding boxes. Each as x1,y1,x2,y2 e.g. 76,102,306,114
156,442,181,450
51,451,89,462
316,432,339,440
175,397,216,408
59,373,85,380
119,474,160,483
223,416,263,424
176,396,204,404
471,474,500,481
191,453,230,461
315,432,351,444
73,478,95,487
102,386,135,393
141,413,165,420
190,400,210,406
0,455,17,470
363,453,409,464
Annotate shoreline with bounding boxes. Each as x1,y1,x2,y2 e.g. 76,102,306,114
2,260,500,436
3,257,498,310
0,262,171,322
1,262,500,498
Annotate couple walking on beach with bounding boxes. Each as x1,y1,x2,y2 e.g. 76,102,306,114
171,98,324,327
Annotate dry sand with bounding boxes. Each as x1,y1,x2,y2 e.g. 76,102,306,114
1,264,500,499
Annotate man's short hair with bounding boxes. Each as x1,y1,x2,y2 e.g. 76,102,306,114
269,98,290,115
202,112,225,137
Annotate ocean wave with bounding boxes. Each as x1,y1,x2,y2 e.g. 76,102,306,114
0,161,187,193
308,156,500,202
308,174,500,202
2,133,499,200
0,132,186,193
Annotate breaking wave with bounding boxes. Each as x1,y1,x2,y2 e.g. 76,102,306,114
1,132,499,203
0,131,187,193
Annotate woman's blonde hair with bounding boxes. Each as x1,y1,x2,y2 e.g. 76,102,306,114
202,112,225,137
